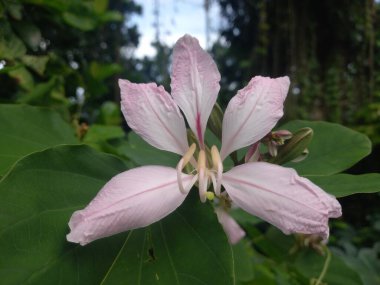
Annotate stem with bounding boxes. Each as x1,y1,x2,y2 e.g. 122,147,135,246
314,246,331,285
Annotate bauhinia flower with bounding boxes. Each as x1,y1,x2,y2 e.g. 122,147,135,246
67,35,342,246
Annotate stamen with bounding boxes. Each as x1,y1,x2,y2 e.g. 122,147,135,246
211,146,223,196
183,143,196,166
176,159,187,194
176,143,197,194
199,168,207,202
197,149,206,171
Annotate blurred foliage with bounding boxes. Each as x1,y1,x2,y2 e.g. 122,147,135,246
214,0,380,143
0,0,141,123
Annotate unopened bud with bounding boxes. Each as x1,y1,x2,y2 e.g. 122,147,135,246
207,103,224,140
270,127,313,165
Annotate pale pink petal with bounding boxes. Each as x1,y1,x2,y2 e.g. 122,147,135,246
67,166,195,245
220,76,290,160
215,208,246,244
119,79,188,155
222,162,342,241
171,34,221,147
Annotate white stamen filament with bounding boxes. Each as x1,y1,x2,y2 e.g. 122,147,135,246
176,144,223,202
176,143,196,194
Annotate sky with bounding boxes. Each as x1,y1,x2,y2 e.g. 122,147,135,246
132,0,220,57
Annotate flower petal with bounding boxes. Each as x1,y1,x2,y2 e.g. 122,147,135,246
119,79,188,155
67,166,195,245
220,76,290,160
222,162,341,241
171,34,221,147
215,208,245,245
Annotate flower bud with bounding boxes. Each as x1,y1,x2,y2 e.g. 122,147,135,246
270,127,313,165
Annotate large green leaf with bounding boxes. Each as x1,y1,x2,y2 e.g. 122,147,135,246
116,132,180,168
280,120,371,176
308,173,380,197
0,104,78,175
0,145,234,285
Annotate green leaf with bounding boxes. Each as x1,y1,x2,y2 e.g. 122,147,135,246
21,55,49,75
0,145,235,284
230,208,262,226
0,20,26,59
93,0,108,13
5,0,23,20
116,132,180,168
280,120,371,176
21,0,70,11
83,124,125,148
100,11,123,22
307,173,380,197
232,241,254,282
17,77,58,103
12,21,41,50
8,66,34,90
0,104,78,175
89,62,122,80
333,244,380,285
63,12,97,31
98,101,122,125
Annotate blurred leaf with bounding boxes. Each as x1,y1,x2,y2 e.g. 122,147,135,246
100,11,123,22
98,101,122,125
8,66,34,90
0,104,78,175
115,132,180,167
308,173,380,197
12,21,41,50
0,20,26,59
294,249,363,285
83,124,125,145
21,55,49,75
89,61,122,80
230,208,262,226
0,145,235,284
333,244,380,285
93,0,108,13
5,0,22,20
63,12,97,31
0,63,23,74
17,76,62,104
22,0,70,11
280,120,371,176
233,240,255,282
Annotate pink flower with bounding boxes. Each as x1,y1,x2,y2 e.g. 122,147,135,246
67,35,341,246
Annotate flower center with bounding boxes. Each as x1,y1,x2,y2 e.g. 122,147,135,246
176,143,223,202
